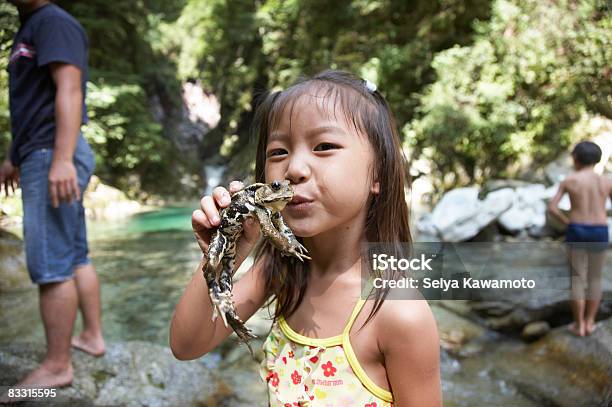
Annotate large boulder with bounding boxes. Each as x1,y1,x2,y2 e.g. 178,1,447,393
490,317,612,406
460,244,612,333
426,187,514,241
497,184,548,233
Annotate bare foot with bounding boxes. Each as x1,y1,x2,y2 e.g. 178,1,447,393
568,322,585,337
0,363,72,403
585,321,599,336
71,332,105,357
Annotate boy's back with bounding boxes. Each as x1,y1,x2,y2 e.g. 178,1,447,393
564,171,611,225
550,141,610,338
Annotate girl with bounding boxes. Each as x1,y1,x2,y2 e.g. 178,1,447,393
170,70,442,406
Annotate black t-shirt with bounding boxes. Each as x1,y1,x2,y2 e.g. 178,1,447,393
7,3,88,166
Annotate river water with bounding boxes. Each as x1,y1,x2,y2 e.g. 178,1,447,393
1,206,202,346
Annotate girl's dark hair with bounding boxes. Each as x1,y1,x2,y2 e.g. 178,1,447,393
251,69,412,329
571,141,602,166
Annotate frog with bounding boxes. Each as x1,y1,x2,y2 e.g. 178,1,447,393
202,179,310,351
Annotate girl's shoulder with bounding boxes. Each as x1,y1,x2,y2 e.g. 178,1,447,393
372,298,438,350
370,300,442,404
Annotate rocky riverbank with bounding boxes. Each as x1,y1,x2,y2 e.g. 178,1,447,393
0,340,267,407
2,315,610,406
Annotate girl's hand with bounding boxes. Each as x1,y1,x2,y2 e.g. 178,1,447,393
192,180,261,269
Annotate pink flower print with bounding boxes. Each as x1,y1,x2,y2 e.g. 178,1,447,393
266,371,280,387
282,356,287,364
364,403,378,407
291,370,302,385
321,361,337,377
309,355,319,363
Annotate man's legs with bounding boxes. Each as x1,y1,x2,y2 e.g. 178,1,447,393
16,280,78,387
71,263,105,356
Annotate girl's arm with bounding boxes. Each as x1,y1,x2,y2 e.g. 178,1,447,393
169,254,268,359
169,181,266,360
380,299,442,407
547,180,570,225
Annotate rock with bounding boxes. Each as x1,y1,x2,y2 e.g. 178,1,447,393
544,152,573,185
419,173,610,241
470,301,515,317
429,187,513,241
0,341,267,406
431,305,486,356
521,321,550,341
478,179,533,199
443,243,612,333
468,221,501,242
83,176,148,221
490,317,612,406
429,187,480,237
543,183,572,211
415,212,439,237
497,184,548,233
216,340,268,407
439,350,540,406
0,229,31,292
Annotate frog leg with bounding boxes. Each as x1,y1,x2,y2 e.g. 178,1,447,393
207,230,226,273
254,208,310,262
271,212,311,261
204,231,229,323
218,241,235,293
218,248,257,344
214,241,236,328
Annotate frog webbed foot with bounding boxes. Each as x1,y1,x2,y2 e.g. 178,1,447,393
209,289,234,327
209,287,257,343
279,237,310,261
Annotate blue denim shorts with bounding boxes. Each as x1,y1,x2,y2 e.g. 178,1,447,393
19,135,96,284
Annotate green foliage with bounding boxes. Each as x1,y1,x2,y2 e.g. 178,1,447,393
168,0,491,180
406,0,611,191
0,4,18,158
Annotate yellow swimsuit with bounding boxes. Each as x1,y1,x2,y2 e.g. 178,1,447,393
259,298,394,406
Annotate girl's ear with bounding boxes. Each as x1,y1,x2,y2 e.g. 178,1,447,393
371,181,380,194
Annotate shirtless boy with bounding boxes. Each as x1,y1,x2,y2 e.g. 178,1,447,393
548,141,611,337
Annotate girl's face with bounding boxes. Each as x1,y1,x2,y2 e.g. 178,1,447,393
264,91,379,238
